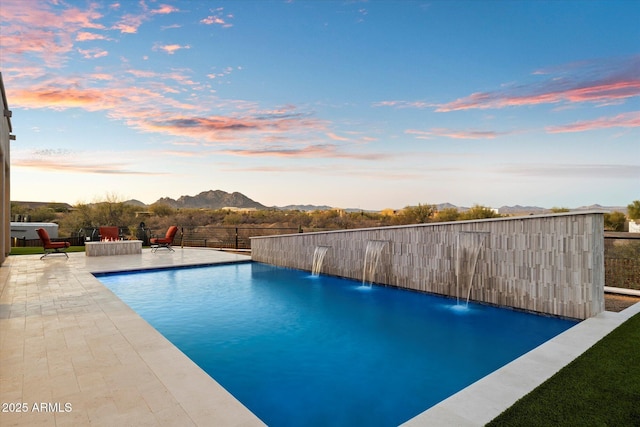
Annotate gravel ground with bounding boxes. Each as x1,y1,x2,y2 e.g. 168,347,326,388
605,293,640,312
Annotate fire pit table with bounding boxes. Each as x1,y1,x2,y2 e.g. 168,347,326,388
86,240,142,257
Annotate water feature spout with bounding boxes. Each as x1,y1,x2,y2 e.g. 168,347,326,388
362,240,388,286
455,232,488,305
312,246,330,276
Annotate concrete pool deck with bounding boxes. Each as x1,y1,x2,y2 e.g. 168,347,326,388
1,248,638,426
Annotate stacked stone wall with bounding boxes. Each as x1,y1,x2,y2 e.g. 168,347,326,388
252,212,605,319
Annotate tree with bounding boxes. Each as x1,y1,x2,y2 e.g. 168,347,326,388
459,205,502,220
604,211,626,231
550,207,570,213
627,200,640,220
29,206,57,222
395,203,436,224
434,207,460,222
149,203,175,217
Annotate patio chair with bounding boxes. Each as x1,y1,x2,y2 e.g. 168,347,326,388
99,226,120,241
37,228,70,259
150,226,178,252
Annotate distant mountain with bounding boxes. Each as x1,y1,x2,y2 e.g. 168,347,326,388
278,204,334,211
436,202,470,211
574,204,628,214
153,190,268,210
498,205,549,215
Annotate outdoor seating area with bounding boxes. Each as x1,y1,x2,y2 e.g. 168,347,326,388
36,227,70,259
150,225,178,252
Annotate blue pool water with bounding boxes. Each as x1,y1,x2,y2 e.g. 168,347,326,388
97,262,578,426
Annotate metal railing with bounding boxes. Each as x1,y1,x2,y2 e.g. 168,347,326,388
178,226,300,250
604,235,640,290
11,226,300,251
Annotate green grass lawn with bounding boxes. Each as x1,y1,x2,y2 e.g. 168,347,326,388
486,312,640,426
10,246,85,256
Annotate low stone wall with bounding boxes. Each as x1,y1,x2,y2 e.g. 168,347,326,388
251,212,605,320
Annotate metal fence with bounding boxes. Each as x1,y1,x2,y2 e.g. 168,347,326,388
604,235,640,290
11,226,300,251
179,226,300,250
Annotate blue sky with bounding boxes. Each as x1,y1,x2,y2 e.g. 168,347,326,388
1,0,638,210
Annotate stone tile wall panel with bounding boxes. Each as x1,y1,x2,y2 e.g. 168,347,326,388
251,212,604,319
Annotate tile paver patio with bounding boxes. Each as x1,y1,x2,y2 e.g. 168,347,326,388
0,248,264,427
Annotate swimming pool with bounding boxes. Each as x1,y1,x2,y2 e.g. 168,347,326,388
97,262,578,426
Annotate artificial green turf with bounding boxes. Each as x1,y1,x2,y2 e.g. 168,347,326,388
10,246,85,255
486,312,640,427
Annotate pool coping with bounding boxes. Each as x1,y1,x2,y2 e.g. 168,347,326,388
402,299,640,426
1,248,638,426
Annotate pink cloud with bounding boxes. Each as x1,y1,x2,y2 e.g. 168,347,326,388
112,15,143,34
151,4,179,15
326,132,350,141
78,48,108,59
406,128,506,140
218,145,389,160
154,43,191,54
372,100,433,109
76,31,110,41
546,111,640,133
200,7,233,27
437,57,640,112
1,0,105,66
12,158,158,175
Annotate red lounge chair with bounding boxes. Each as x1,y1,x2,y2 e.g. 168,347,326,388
37,228,70,259
150,226,178,252
99,226,120,241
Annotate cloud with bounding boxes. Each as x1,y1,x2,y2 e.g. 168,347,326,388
76,31,110,41
12,158,159,175
406,128,508,140
218,144,390,160
498,163,640,179
546,111,640,133
326,132,350,141
153,43,190,55
78,48,108,59
0,1,119,67
113,2,178,33
437,56,640,112
151,4,180,15
372,100,433,109
200,7,233,27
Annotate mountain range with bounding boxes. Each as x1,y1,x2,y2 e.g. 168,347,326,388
118,189,629,215
151,190,268,210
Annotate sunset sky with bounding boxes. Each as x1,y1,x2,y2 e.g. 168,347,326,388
1,0,638,210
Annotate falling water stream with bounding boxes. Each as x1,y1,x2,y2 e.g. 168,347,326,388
311,246,330,276
455,232,488,306
362,240,388,286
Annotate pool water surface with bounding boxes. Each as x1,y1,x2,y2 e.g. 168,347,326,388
97,262,578,426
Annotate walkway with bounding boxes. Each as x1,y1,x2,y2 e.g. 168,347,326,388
0,248,264,426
